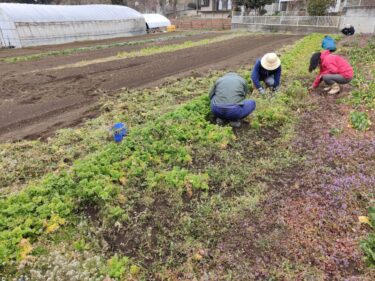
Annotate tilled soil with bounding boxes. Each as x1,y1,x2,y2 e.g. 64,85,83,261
0,31,190,59
0,33,300,142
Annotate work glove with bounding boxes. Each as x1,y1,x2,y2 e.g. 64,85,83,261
258,87,265,95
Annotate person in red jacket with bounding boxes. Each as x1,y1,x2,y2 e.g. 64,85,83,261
309,50,354,95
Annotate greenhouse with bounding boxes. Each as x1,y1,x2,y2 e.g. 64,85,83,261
0,3,146,48
143,14,171,30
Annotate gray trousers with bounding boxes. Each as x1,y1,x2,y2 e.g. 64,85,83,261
322,74,352,85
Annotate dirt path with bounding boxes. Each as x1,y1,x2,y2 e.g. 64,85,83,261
208,89,375,280
0,34,300,142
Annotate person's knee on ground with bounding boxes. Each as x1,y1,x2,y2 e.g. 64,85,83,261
240,100,256,119
264,76,275,88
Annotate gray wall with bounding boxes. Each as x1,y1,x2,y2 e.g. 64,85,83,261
344,6,375,16
340,6,375,33
340,16,375,33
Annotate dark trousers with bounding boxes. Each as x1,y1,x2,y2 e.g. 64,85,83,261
211,100,256,121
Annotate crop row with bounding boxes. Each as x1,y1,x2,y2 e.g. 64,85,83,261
51,32,250,71
344,38,375,265
343,38,375,131
0,34,325,279
0,95,233,265
0,31,203,63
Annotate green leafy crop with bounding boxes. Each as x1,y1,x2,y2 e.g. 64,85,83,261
349,111,371,131
361,207,375,266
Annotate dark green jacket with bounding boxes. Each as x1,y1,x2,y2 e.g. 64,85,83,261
209,72,249,105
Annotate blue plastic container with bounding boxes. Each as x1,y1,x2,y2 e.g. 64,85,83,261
112,122,127,143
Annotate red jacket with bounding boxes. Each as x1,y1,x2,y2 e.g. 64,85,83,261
312,50,354,88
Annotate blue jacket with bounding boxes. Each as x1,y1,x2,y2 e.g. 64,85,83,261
322,36,336,51
251,59,281,90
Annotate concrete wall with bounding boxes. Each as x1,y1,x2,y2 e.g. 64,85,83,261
231,23,338,34
339,16,375,33
340,6,375,33
344,6,375,16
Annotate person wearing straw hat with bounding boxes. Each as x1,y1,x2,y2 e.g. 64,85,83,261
251,52,281,95
209,72,256,128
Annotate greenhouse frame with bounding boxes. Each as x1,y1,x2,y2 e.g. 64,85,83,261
0,3,146,48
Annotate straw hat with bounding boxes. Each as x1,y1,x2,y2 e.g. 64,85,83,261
261,53,281,71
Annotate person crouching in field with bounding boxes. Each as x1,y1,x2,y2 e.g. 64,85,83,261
309,50,354,95
321,35,336,52
251,53,281,95
209,72,256,128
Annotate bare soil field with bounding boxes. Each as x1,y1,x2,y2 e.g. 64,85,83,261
0,33,300,142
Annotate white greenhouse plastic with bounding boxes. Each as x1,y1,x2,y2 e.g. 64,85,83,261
0,3,146,48
143,14,171,29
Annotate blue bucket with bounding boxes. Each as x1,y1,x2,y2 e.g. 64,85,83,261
111,122,127,143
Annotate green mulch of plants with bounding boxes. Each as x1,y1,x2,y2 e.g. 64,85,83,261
0,76,213,193
0,33,327,280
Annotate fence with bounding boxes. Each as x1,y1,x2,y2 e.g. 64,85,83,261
232,16,341,28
